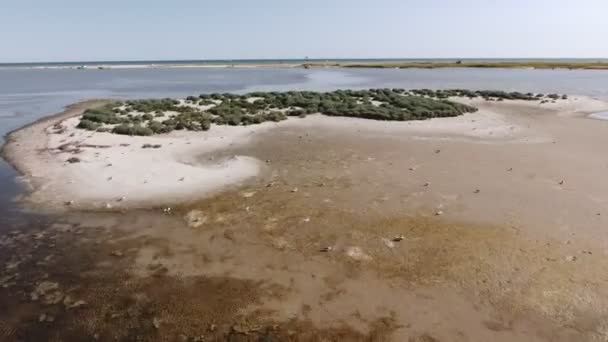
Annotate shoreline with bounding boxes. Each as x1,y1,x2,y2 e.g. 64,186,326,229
3,94,608,213
3,61,608,71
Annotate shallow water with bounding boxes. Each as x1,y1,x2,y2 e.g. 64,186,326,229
2,68,608,340
2,67,608,223
590,111,608,120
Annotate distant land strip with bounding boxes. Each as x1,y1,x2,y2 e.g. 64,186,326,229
304,61,608,70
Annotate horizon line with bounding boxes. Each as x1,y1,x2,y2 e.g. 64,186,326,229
2,57,608,65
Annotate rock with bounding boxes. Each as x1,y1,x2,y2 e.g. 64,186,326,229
43,290,64,305
64,295,87,309
381,238,395,248
38,313,54,323
117,196,126,202
558,180,564,185
110,250,123,257
435,210,444,216
434,149,441,154
0,274,15,287
565,255,577,262
179,177,185,181
473,189,480,194
223,229,235,241
65,200,75,206
142,144,162,149
423,182,430,187
302,217,310,223
209,323,217,332
271,237,292,250
66,157,81,163
507,168,513,171
291,188,299,193
104,202,112,209
266,182,274,188
152,317,162,329
242,191,256,198
392,235,405,242
32,281,59,301
345,246,372,261
319,246,333,252
184,210,207,228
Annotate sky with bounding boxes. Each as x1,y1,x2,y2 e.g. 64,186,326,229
1,0,607,63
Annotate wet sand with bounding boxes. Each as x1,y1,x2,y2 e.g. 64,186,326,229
2,97,608,341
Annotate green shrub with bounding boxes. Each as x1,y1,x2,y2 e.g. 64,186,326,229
111,124,153,136
77,119,101,130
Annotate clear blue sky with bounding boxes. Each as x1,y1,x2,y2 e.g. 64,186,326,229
1,0,607,62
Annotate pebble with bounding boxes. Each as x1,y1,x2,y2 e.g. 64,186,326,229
392,235,405,242
435,210,444,216
382,238,395,248
319,246,333,252
242,191,256,198
152,317,162,329
38,313,54,323
110,250,123,257
345,246,372,261
565,255,577,262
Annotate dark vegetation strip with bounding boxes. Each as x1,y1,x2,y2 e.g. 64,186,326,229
75,89,565,136
304,62,608,70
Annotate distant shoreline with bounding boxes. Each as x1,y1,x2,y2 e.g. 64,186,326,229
3,59,608,71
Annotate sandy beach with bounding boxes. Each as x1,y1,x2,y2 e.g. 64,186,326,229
3,95,608,341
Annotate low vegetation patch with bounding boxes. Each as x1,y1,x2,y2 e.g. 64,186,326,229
75,89,566,135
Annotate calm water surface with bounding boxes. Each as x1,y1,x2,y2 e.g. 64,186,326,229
2,67,608,224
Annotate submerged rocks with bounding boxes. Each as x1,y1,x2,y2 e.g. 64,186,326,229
63,295,87,309
31,281,64,305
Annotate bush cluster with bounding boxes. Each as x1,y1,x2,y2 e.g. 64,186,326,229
76,88,567,136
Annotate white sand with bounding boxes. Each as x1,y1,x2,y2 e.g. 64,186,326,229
4,102,283,211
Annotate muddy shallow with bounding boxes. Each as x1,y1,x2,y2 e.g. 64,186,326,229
3,101,608,341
